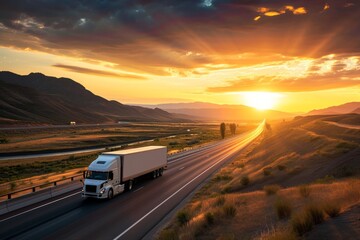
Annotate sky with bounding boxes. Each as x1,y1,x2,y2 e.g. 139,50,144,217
0,0,359,112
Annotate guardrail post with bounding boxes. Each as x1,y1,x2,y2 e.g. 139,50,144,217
54,182,57,186
32,187,36,192
71,177,74,181
8,194,11,200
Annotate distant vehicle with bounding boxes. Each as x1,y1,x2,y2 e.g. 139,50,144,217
82,146,167,199
70,121,76,125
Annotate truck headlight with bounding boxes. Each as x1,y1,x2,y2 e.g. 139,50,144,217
100,188,106,194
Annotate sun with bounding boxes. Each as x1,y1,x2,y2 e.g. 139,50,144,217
242,92,282,110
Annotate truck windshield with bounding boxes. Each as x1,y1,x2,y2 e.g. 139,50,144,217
85,171,108,180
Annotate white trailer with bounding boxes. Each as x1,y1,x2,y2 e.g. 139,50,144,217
82,146,167,199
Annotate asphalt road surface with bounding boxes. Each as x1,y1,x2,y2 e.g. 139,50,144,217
0,121,264,240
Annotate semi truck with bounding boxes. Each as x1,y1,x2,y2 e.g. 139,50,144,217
82,146,167,199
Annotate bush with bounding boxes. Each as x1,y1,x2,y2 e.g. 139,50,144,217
299,185,311,198
291,212,313,236
158,229,178,240
223,204,237,217
263,167,272,176
263,185,281,195
277,165,286,171
205,212,215,225
275,197,292,219
0,138,9,144
215,196,226,206
240,176,250,186
177,210,191,226
324,202,341,218
306,204,325,224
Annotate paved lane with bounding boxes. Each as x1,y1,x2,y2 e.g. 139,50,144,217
0,121,264,240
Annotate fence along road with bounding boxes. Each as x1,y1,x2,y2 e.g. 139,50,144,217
0,121,264,240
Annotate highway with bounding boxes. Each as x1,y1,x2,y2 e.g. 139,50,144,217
0,121,264,240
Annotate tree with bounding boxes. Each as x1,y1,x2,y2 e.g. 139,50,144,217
229,123,236,135
220,122,226,139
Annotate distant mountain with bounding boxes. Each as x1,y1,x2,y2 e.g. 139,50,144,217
0,71,189,125
136,102,294,121
352,107,360,114
307,102,360,116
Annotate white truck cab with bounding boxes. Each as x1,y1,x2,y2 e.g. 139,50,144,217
82,146,167,199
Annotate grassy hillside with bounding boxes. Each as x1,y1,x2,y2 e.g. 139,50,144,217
158,114,360,239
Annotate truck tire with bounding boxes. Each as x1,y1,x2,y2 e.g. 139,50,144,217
159,168,163,176
152,170,157,179
128,180,133,191
156,169,160,177
108,188,113,199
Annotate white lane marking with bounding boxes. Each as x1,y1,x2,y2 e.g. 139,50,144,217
113,156,229,240
178,167,185,171
0,191,81,223
114,122,265,240
133,187,144,193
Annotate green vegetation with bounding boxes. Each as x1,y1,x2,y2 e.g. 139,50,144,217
0,154,97,183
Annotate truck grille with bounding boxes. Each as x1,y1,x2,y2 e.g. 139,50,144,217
85,185,97,193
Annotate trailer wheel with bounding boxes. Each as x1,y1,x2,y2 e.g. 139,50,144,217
159,168,163,176
152,170,157,179
108,188,113,199
156,170,160,177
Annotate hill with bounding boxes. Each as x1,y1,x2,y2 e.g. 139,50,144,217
138,102,294,121
159,114,360,239
0,71,189,125
308,102,360,115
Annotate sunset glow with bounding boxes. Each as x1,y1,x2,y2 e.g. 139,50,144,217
0,1,359,113
243,92,282,110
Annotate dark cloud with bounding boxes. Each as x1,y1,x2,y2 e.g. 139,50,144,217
0,0,359,75
53,64,147,80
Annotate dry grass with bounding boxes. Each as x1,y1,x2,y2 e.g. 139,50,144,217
264,185,282,195
291,211,314,236
274,197,292,219
323,201,341,217
306,203,325,225
298,184,311,198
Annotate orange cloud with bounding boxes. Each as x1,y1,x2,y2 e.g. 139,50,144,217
293,7,307,15
264,11,281,16
53,64,147,80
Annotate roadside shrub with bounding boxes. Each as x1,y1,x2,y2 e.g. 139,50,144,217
275,197,292,219
223,204,237,217
263,167,272,176
0,138,9,144
263,185,281,195
205,212,215,225
221,186,232,194
260,228,297,240
277,165,286,171
240,176,250,186
169,141,178,146
215,196,226,206
324,202,341,218
306,204,325,224
9,182,17,191
299,185,311,198
177,210,191,226
158,229,178,240
291,212,313,236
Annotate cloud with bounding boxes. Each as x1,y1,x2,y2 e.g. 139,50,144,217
53,64,147,80
0,0,359,76
207,55,360,92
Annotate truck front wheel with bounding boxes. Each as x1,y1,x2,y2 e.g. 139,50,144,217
128,180,133,191
108,188,114,199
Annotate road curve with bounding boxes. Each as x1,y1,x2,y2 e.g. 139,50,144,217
0,121,264,240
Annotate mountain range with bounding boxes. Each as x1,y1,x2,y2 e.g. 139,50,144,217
135,102,295,121
0,71,188,125
307,102,360,115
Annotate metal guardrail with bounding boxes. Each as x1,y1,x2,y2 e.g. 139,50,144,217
0,174,83,200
